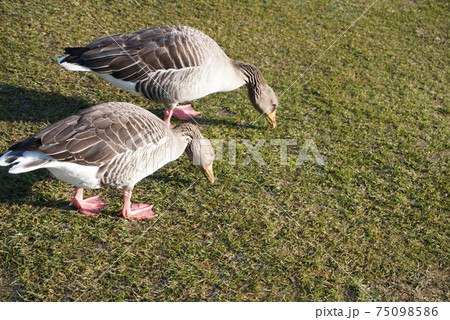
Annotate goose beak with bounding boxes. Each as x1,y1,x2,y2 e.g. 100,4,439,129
267,111,276,129
202,164,215,183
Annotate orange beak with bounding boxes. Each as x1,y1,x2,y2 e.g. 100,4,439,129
202,164,215,183
267,111,276,129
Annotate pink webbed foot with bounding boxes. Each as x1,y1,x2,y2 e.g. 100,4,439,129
69,196,109,216
172,104,201,121
120,190,158,219
121,203,158,219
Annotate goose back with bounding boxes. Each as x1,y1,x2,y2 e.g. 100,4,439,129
5,102,186,189
60,26,245,104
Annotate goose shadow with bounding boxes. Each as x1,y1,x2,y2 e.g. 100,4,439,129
0,84,265,128
193,116,263,130
144,104,264,130
0,168,67,210
0,84,91,123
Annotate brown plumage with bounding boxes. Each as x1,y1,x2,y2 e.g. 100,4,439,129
58,25,278,127
11,103,166,167
0,102,215,219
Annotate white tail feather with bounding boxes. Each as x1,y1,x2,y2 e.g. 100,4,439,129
57,56,91,72
0,151,101,188
0,151,13,166
0,151,53,174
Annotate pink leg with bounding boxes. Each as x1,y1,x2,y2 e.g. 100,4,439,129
120,190,158,219
69,187,108,216
163,109,175,128
172,104,201,121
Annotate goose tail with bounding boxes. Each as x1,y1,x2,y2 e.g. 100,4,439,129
0,151,52,174
57,47,92,72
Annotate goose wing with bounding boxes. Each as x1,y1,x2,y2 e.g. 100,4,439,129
62,26,221,82
10,102,171,166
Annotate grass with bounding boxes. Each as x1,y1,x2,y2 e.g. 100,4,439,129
0,0,448,301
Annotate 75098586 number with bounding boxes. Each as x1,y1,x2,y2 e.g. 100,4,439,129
376,306,438,317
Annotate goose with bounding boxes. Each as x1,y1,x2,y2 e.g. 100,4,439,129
0,102,215,219
58,25,278,128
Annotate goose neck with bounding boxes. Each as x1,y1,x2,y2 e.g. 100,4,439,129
233,61,267,106
172,123,202,145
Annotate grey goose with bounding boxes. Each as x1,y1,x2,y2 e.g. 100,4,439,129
58,25,278,128
0,102,215,219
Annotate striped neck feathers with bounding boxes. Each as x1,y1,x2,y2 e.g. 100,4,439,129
233,61,277,116
172,123,215,168
234,61,266,104
172,123,204,144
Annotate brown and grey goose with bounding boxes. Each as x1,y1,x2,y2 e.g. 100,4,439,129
0,102,215,219
58,25,278,128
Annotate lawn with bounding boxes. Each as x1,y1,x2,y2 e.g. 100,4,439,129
0,0,448,301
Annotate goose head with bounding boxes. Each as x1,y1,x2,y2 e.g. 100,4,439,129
174,124,215,183
237,62,278,128
252,84,278,129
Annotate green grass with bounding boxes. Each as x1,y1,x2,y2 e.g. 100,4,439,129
0,0,448,301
